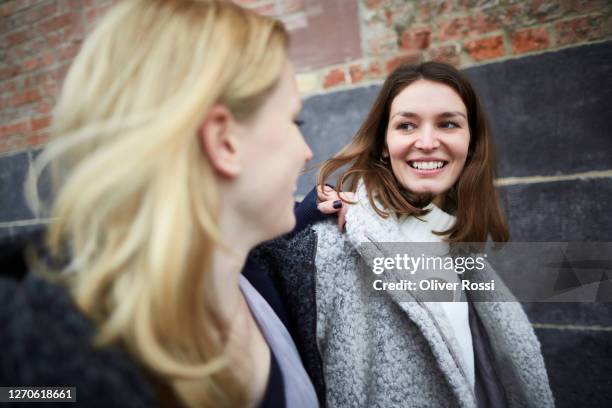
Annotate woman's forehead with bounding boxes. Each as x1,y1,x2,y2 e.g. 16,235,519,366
390,80,466,115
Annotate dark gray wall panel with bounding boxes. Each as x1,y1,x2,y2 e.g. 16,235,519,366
499,178,612,241
465,41,612,178
298,85,379,194
0,152,33,222
524,302,612,327
536,328,612,408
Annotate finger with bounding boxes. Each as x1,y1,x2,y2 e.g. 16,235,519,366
317,185,336,201
317,199,343,214
337,204,348,232
318,190,340,204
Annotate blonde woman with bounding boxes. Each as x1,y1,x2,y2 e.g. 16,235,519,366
0,1,320,407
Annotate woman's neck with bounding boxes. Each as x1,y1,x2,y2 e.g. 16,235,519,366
210,202,264,321
210,207,272,406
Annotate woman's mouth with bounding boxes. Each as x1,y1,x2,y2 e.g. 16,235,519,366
408,160,448,171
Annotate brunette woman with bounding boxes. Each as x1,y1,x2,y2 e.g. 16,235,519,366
256,62,554,408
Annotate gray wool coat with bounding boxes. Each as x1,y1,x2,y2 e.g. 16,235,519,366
253,185,554,408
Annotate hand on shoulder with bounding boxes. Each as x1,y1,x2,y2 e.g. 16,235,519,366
316,185,356,232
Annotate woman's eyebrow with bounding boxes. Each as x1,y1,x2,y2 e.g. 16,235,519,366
438,111,467,119
390,111,419,120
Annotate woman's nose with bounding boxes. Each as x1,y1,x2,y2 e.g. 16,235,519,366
414,125,440,150
303,138,313,163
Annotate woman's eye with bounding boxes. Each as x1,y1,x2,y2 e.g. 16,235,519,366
293,118,305,128
440,121,459,129
397,122,416,131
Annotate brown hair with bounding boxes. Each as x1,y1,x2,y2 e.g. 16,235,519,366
318,61,508,243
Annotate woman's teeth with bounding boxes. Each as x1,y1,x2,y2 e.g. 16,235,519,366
409,161,446,170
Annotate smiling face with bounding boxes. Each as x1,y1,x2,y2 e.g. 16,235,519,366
385,79,470,206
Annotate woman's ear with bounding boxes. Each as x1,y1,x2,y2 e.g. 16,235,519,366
198,105,242,179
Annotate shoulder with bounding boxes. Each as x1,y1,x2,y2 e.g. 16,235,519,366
0,252,156,406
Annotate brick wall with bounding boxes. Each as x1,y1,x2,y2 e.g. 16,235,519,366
0,0,120,154
295,0,612,93
1,0,611,155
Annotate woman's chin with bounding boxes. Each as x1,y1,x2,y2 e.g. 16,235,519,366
266,211,296,241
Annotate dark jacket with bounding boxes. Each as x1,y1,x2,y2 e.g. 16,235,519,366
0,188,325,408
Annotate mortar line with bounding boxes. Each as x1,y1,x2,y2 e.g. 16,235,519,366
495,169,612,186
532,323,612,332
0,219,52,228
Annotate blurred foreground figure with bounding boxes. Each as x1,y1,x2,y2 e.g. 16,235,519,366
0,1,319,407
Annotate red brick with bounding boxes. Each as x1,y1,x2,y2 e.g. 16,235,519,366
85,8,99,24
463,35,505,61
399,27,431,52
349,65,364,84
6,30,28,46
383,9,393,25
364,0,384,10
0,79,17,93
511,27,550,54
45,32,62,48
323,68,346,89
36,101,53,114
468,12,499,36
22,57,39,72
367,61,382,78
10,43,28,60
41,52,55,66
0,1,17,17
418,2,430,21
31,116,52,132
385,53,422,74
429,44,460,66
556,15,606,46
38,12,76,33
437,17,470,41
24,2,58,24
349,62,382,84
0,66,19,80
497,4,527,27
29,117,50,132
1,121,29,137
12,89,41,106
27,133,50,146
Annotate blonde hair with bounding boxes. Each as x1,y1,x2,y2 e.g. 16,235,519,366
27,0,288,406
